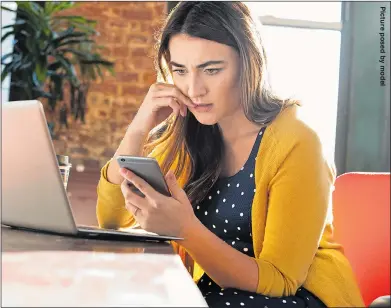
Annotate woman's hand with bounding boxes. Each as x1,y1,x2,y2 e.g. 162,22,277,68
106,84,194,187
131,83,195,135
119,167,197,237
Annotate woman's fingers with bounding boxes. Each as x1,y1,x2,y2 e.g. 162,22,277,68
125,201,140,216
120,179,149,210
120,169,159,201
153,84,195,108
155,97,183,117
167,98,184,117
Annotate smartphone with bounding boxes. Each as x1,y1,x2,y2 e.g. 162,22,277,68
116,156,171,197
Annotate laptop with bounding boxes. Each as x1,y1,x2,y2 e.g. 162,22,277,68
2,100,181,242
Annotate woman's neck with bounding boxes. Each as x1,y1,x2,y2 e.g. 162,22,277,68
218,108,263,177
218,108,263,147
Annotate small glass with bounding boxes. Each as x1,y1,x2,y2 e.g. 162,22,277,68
56,155,72,189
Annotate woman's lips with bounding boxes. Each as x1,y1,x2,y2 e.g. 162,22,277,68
192,103,213,112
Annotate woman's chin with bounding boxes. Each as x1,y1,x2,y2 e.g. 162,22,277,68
192,113,218,126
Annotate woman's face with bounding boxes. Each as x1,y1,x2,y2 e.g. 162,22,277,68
168,34,242,126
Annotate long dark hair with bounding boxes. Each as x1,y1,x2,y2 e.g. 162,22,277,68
143,2,295,206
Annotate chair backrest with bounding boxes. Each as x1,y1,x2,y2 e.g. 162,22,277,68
332,172,390,306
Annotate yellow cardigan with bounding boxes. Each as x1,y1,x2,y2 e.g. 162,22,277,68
96,105,364,307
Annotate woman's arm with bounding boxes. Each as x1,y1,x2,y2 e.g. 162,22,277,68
96,126,150,229
106,128,149,185
179,219,260,292
253,130,334,297
179,129,333,297
96,160,136,229
96,82,194,228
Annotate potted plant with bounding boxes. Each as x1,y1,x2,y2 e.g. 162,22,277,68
1,1,114,137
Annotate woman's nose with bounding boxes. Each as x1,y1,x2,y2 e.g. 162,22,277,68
187,75,207,100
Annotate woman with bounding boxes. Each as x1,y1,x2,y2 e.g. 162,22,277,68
96,2,364,307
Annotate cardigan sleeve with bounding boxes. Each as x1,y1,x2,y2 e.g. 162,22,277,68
96,159,136,229
254,128,335,297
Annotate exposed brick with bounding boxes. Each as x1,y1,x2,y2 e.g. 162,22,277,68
90,83,118,95
121,112,138,123
140,22,154,33
112,96,138,108
153,5,166,18
100,9,115,19
129,56,155,70
129,22,141,31
125,34,149,44
75,5,104,16
121,8,153,21
103,31,124,44
88,92,104,105
112,46,130,58
122,85,148,97
99,47,111,58
99,110,108,117
131,48,147,58
115,72,139,83
112,8,121,16
110,122,118,131
143,72,157,84
106,20,130,30
47,2,168,167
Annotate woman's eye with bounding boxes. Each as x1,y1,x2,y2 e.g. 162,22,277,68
205,68,221,75
173,69,186,75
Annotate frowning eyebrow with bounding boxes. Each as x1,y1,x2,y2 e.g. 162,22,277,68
169,60,226,69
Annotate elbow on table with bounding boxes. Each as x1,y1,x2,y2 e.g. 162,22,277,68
96,200,135,229
96,212,136,230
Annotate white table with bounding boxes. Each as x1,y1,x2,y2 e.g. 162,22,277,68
2,226,208,307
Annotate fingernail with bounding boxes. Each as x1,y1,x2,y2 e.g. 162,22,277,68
120,168,127,175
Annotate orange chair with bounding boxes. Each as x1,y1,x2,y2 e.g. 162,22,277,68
332,172,390,307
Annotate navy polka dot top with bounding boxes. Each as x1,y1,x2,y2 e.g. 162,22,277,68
195,126,266,272
193,126,327,307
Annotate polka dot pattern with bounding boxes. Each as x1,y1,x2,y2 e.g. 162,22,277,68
195,129,267,260
198,278,326,308
195,126,326,307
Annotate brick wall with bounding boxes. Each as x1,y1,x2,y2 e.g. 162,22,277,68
48,2,167,169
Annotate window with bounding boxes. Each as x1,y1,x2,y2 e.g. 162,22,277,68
245,2,342,23
245,2,342,159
